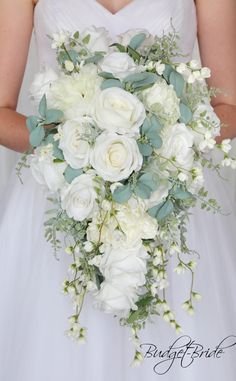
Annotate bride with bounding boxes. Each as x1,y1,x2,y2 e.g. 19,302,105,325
0,0,236,380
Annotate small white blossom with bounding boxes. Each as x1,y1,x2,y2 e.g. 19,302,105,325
189,60,201,70
201,67,211,79
65,60,75,72
155,61,165,76
51,31,70,49
176,63,187,74
221,139,232,154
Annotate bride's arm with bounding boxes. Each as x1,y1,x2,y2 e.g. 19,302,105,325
0,0,35,153
196,0,236,141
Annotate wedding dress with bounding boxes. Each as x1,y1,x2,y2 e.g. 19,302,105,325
0,1,236,380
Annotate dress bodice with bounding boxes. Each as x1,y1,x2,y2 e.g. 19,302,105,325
33,0,197,69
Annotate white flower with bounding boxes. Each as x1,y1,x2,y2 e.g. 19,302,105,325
221,139,232,154
146,181,169,209
59,118,93,169
199,132,216,151
64,60,75,72
30,66,58,105
187,164,204,194
189,60,201,70
48,64,102,119
115,197,158,243
51,31,70,49
93,281,138,316
201,67,211,79
61,174,97,221
117,28,154,54
155,61,165,76
176,63,188,74
30,144,66,192
93,243,148,315
90,132,143,182
159,123,194,171
80,26,111,52
99,52,142,80
141,80,180,125
221,158,236,169
192,103,220,150
94,87,146,137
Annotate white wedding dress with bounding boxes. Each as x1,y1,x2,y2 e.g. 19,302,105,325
0,1,236,380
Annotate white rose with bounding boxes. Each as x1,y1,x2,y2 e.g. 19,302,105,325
94,87,146,137
30,144,66,192
90,132,143,182
117,28,154,54
141,80,180,125
99,52,142,80
61,174,97,221
99,244,148,282
115,197,158,242
159,123,194,171
48,64,102,119
59,117,93,169
80,26,111,52
30,66,58,105
93,281,138,316
147,181,170,209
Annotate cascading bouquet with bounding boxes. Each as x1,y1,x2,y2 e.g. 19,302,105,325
21,26,235,365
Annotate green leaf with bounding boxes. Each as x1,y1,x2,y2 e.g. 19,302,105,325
150,115,163,134
98,71,116,80
45,134,55,144
45,109,64,125
137,142,153,156
127,307,148,324
29,126,45,147
64,166,83,184
148,199,174,221
112,184,132,204
172,188,193,200
67,49,79,63
141,118,150,135
150,136,163,149
85,53,104,64
136,293,153,308
138,172,159,191
53,141,64,160
157,200,174,221
169,71,185,97
101,79,123,90
82,34,91,44
134,182,152,199
129,33,146,50
38,94,47,118
123,72,149,83
73,31,79,39
26,116,40,132
109,43,127,53
127,46,141,61
132,74,158,90
163,64,174,81
179,103,193,124
58,51,67,65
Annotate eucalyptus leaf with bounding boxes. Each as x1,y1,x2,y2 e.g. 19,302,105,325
138,172,159,191
134,182,152,199
172,188,193,200
67,50,79,63
26,116,40,132
45,134,55,144
45,109,64,125
132,73,158,89
137,142,153,156
141,118,150,135
163,64,174,81
156,199,174,221
85,53,104,64
98,71,116,79
112,184,132,204
53,141,64,160
123,72,149,83
169,71,185,97
179,103,193,124
150,136,163,149
129,33,146,50
150,115,163,133
101,79,123,90
30,126,45,147
64,166,83,184
38,95,47,118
